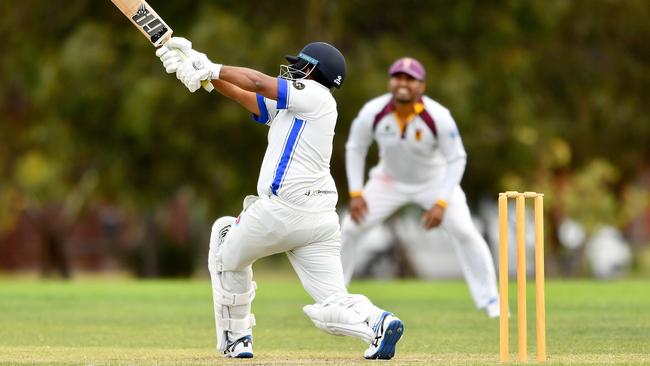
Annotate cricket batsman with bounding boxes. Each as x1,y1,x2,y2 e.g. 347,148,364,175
154,38,404,359
341,57,501,318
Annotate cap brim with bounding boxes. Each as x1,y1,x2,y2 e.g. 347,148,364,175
390,70,424,81
285,55,300,63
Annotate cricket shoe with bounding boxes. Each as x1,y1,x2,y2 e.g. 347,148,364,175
484,298,500,318
484,297,510,319
364,312,404,360
223,335,253,358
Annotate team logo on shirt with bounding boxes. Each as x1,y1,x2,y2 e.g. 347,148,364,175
377,124,397,139
292,81,305,90
415,128,422,141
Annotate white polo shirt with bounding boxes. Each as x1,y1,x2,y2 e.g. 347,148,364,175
345,93,467,201
252,78,339,211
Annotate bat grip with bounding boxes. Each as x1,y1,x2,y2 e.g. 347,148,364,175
177,50,214,93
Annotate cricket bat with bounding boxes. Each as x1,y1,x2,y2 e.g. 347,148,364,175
110,0,214,92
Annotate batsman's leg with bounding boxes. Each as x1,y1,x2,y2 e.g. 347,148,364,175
208,216,256,358
208,196,297,357
290,212,404,360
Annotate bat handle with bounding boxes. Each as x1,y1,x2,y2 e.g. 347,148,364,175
176,49,214,93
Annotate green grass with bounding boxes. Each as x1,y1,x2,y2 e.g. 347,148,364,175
0,276,649,365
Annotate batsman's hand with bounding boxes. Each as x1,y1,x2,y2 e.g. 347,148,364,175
349,196,368,224
422,203,445,230
176,56,220,93
172,47,221,93
156,37,215,92
156,37,193,74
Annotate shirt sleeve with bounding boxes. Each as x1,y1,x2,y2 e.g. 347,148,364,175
435,111,468,201
345,104,376,194
251,93,279,126
275,78,325,116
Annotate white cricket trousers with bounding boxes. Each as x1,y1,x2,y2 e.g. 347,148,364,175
340,171,499,309
221,195,348,303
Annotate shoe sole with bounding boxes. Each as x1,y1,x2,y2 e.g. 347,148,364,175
367,319,404,360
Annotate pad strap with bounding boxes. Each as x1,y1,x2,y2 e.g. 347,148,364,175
217,314,256,331
214,281,257,306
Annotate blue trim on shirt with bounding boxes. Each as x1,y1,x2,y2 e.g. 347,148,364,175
270,118,305,195
251,94,269,123
277,78,289,110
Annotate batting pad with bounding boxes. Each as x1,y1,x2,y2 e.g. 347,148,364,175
303,294,375,343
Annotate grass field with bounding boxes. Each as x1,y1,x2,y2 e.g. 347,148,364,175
1,275,649,365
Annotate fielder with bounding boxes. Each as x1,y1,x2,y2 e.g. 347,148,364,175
155,39,404,359
341,57,500,317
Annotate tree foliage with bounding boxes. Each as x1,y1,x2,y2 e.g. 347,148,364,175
1,0,649,274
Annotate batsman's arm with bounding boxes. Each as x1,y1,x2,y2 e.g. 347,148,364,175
215,66,279,101
210,80,259,116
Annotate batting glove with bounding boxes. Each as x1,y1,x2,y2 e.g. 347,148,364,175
155,37,192,74
176,53,222,93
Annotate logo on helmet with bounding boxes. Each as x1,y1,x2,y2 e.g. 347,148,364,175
334,75,342,86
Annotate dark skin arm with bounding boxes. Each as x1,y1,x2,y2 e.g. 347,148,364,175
209,66,279,116
210,80,259,114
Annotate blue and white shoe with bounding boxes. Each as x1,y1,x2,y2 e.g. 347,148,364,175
223,335,253,358
364,312,404,360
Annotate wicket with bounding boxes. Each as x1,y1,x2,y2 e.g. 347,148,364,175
498,191,546,363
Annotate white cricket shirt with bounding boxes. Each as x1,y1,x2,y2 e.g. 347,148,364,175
252,78,338,211
345,94,467,201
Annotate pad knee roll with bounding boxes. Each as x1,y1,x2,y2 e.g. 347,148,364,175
208,216,236,275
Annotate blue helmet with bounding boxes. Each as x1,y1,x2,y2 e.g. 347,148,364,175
283,42,346,89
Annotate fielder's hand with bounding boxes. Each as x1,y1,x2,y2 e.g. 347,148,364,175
349,196,368,224
422,203,445,230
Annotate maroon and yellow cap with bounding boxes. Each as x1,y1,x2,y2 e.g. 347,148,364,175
388,57,426,81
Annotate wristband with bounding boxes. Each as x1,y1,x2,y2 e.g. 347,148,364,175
349,191,363,198
208,63,222,80
435,199,448,208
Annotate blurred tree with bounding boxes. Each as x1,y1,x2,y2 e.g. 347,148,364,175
1,0,648,276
